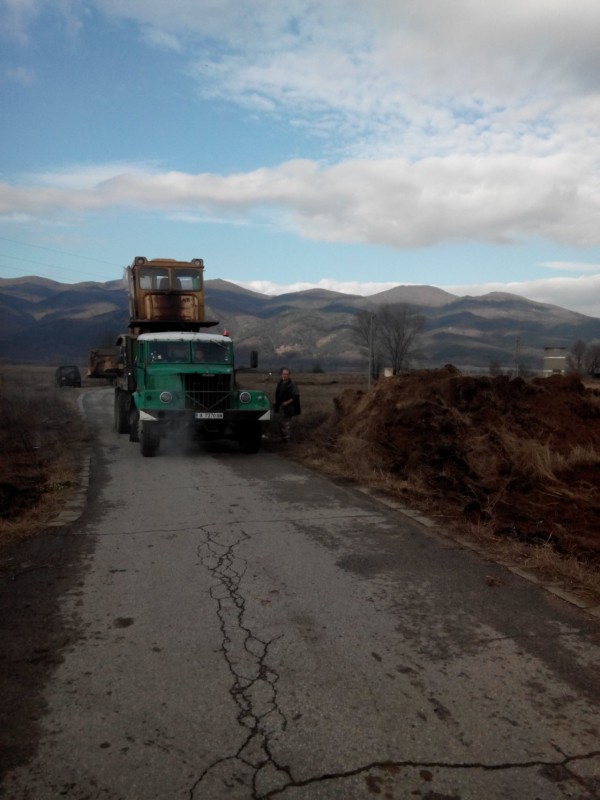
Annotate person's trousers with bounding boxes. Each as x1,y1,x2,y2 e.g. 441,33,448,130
279,416,291,441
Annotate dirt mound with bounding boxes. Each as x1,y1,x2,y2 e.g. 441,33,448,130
323,368,600,565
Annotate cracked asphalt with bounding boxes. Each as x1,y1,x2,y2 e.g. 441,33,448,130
1,388,599,800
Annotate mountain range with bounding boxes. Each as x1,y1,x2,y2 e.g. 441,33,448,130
1,275,599,372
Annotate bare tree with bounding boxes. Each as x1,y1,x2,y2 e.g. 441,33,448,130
353,304,425,377
585,342,600,377
567,339,587,374
352,310,382,380
352,309,377,351
376,303,425,374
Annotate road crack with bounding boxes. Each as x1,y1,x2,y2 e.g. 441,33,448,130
190,525,291,799
260,750,600,798
190,524,599,799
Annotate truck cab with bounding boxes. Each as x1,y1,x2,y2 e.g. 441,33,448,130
115,332,269,456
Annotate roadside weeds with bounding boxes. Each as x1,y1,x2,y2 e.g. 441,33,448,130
0,366,88,549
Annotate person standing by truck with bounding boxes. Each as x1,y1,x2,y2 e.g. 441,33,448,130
274,367,300,442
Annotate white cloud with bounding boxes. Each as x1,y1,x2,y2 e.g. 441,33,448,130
4,66,34,85
88,1,600,96
541,261,600,273
79,0,600,164
233,278,400,297
445,273,600,318
3,154,600,248
370,1,600,96
0,0,81,44
140,27,183,52
9,3,600,165
26,161,161,190
0,0,40,44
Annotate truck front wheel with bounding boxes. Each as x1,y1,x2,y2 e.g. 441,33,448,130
140,422,160,457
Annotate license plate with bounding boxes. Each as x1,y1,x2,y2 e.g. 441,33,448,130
195,412,224,419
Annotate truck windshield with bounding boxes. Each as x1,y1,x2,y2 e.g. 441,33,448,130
146,341,231,364
148,342,190,363
192,341,231,363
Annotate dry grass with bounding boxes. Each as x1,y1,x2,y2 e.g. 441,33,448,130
493,429,600,484
461,517,600,603
262,370,600,605
0,365,88,545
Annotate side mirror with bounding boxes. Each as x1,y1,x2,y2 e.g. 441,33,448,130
250,350,258,369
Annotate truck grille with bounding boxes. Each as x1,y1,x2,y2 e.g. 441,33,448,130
183,373,232,411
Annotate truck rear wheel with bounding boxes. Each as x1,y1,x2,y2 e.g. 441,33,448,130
238,422,262,454
140,422,160,457
114,389,131,434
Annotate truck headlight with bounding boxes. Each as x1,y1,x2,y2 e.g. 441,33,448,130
160,391,173,404
239,391,251,404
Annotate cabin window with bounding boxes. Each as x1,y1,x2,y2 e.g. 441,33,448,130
139,268,170,290
171,269,203,291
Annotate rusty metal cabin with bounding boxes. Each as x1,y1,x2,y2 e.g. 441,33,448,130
87,348,121,379
126,256,218,334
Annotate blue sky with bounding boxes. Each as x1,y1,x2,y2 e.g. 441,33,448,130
1,1,600,315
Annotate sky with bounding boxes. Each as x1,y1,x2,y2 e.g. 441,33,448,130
1,0,600,315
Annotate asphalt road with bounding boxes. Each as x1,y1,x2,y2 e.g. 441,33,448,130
1,387,599,799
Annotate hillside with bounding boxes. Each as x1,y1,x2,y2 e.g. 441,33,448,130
1,275,600,371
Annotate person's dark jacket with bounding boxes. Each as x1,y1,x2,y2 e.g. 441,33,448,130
275,379,301,417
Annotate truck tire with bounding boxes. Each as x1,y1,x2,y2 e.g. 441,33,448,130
140,422,160,457
238,422,262,454
114,389,131,434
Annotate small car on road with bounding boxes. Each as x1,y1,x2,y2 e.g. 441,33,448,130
55,365,82,388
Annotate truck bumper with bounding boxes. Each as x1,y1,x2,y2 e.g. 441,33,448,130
138,408,270,424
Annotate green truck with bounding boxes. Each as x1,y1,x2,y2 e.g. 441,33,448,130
113,257,270,456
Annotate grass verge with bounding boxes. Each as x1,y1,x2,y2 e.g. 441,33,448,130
0,366,88,546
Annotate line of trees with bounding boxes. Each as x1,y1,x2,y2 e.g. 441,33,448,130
352,304,425,377
568,340,600,376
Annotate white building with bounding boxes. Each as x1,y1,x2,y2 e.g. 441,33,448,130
542,346,567,376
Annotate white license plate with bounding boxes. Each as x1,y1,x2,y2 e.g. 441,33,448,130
195,412,224,419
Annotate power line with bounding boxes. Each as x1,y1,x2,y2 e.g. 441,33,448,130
0,235,121,267
0,236,124,281
0,252,122,280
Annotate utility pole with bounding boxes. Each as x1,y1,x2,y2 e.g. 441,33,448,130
368,314,374,390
